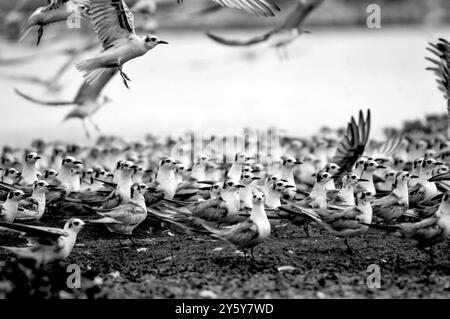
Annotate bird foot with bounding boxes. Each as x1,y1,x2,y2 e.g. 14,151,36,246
36,26,43,46
119,70,131,89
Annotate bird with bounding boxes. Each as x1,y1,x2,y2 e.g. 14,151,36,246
21,152,42,186
372,171,413,222
15,68,117,139
283,191,374,252
201,190,271,262
87,182,148,243
16,180,50,221
207,0,322,58
0,190,26,223
20,0,90,46
366,191,450,252
0,218,85,267
76,0,169,88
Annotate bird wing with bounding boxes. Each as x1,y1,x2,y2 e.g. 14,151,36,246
426,38,450,100
90,0,135,49
331,109,371,181
18,197,39,211
206,29,278,46
15,88,74,107
0,222,67,244
372,192,399,208
98,203,145,223
281,0,324,29
212,0,279,17
369,132,405,160
73,69,118,104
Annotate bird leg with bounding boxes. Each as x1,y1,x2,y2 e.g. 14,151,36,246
82,119,90,139
36,25,44,46
117,62,131,89
88,117,101,133
250,248,256,262
344,238,353,254
129,235,138,246
303,223,310,237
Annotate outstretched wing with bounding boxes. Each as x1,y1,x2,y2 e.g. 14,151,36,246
426,38,450,100
369,131,405,160
331,109,371,181
90,0,135,49
206,29,278,46
212,0,280,17
15,88,74,107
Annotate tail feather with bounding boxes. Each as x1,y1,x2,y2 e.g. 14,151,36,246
76,59,106,85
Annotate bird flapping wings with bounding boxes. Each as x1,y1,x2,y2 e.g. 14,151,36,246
90,0,135,49
368,131,405,160
212,0,280,17
426,38,450,100
331,109,371,181
206,0,322,46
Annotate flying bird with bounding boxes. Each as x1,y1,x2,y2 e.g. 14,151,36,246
206,0,322,57
76,0,168,88
15,68,117,139
20,0,90,46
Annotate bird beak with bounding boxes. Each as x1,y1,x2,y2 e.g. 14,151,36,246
377,165,386,169
236,184,246,188
411,175,419,179
159,40,169,45
252,177,261,180
295,161,303,165
358,178,369,182
35,156,42,160
435,161,445,166
286,185,296,188
74,160,83,165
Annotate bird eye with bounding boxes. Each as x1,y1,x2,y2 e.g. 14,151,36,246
151,37,157,42
74,221,79,226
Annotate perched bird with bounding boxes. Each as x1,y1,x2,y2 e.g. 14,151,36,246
21,152,41,185
367,191,450,251
15,69,117,139
201,191,271,261
0,218,85,267
76,0,169,88
372,171,412,222
87,183,148,243
284,191,374,252
16,180,50,221
0,190,26,223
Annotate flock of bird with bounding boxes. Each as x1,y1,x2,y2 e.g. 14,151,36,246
2,104,450,267
1,0,450,275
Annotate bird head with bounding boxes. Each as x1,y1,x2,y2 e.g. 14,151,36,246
25,151,41,164
251,191,265,204
33,180,49,193
65,218,85,233
7,190,25,201
282,155,302,168
144,34,168,48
